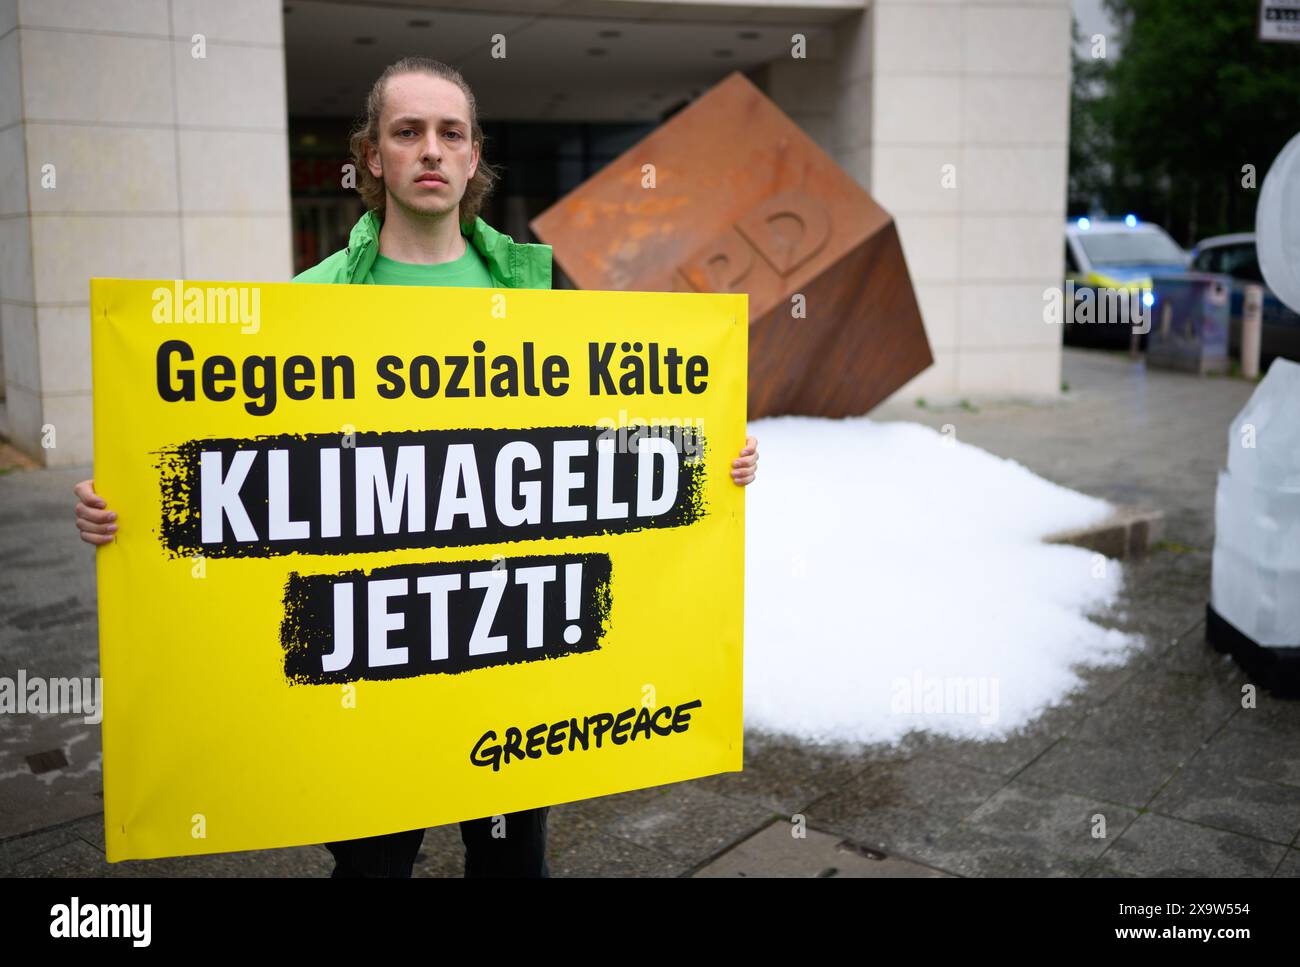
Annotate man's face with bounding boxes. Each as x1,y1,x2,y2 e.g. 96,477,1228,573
367,72,479,220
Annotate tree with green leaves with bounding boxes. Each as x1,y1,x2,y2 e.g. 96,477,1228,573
1084,0,1300,245
1069,15,1113,216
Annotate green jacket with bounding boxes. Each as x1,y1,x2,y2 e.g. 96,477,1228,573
292,209,553,290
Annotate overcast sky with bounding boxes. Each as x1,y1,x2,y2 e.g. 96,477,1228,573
1073,0,1123,59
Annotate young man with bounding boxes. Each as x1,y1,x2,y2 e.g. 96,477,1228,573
73,56,759,877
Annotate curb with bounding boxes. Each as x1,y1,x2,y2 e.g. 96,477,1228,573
1044,506,1164,559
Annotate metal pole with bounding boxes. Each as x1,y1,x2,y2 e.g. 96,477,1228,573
1242,284,1264,379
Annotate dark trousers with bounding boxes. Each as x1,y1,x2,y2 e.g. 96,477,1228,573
324,806,550,878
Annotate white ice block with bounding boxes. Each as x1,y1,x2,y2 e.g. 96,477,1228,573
1212,357,1300,646
1211,541,1300,646
1213,470,1300,571
1226,357,1300,489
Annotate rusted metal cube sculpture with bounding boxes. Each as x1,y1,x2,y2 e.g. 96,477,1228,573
530,71,932,419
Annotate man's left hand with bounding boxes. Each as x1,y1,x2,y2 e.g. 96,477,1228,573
731,435,758,486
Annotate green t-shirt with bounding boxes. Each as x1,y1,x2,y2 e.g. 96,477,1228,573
367,239,495,287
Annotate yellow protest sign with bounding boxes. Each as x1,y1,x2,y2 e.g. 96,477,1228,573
89,279,747,862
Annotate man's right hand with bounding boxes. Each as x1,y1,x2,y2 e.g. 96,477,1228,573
73,479,117,546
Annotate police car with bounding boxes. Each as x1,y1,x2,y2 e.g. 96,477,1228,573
1063,215,1188,348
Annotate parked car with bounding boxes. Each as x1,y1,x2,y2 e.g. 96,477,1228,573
1188,232,1300,365
1063,216,1189,349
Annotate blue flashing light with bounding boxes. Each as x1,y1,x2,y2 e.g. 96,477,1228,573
1125,214,1138,228
1142,289,1155,307
1077,217,1091,230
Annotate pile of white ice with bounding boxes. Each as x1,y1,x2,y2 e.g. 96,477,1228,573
743,416,1140,747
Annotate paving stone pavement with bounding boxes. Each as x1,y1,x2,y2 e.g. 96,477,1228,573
2,349,1298,877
